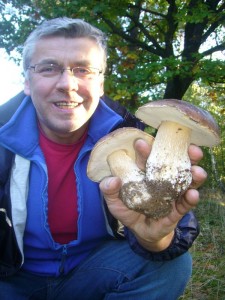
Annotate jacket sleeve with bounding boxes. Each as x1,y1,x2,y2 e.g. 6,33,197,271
124,210,200,261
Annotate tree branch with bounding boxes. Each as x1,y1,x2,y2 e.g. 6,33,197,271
99,13,166,57
125,13,166,56
201,42,225,57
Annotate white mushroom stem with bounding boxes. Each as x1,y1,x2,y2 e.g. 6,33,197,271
107,149,145,184
146,121,192,201
107,149,152,212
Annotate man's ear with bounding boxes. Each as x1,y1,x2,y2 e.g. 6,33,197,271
24,79,31,96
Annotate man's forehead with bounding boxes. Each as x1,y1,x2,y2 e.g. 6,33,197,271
36,36,100,47
32,37,104,65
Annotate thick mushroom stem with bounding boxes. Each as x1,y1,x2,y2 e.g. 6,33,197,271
146,121,192,212
107,149,152,215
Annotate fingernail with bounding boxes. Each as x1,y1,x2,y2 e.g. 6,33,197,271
104,177,113,189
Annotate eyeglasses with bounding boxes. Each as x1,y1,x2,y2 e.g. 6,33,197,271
27,63,103,79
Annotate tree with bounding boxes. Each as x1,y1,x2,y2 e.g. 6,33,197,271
1,0,225,108
0,0,224,189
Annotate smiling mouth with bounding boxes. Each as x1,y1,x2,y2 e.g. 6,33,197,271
54,102,80,109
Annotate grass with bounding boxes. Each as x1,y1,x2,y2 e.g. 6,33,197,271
180,188,225,300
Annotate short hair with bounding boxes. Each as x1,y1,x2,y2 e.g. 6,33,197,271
23,17,107,73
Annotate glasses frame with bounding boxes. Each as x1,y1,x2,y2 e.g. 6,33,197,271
27,63,103,78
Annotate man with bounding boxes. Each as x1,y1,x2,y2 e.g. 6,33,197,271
0,17,206,299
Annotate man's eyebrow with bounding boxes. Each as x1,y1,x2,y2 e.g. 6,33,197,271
35,59,94,67
74,60,90,66
37,59,59,65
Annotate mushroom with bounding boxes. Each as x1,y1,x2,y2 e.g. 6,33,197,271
87,127,155,215
135,99,220,217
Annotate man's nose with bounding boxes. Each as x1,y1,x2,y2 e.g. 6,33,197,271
56,69,79,90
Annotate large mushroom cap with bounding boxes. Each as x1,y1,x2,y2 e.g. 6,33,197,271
87,127,154,182
135,99,220,147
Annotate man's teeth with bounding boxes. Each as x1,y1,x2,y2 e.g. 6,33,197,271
55,102,79,108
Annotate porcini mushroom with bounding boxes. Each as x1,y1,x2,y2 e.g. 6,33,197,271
87,127,155,215
135,99,220,217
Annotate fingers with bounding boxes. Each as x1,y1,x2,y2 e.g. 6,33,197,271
99,176,122,198
175,162,205,216
134,141,204,173
99,176,139,225
134,141,203,172
188,144,203,165
175,189,200,216
134,139,152,171
190,165,207,189
188,145,206,188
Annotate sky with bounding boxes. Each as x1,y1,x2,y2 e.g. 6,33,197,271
0,49,24,105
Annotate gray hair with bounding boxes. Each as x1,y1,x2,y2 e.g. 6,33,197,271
23,17,107,73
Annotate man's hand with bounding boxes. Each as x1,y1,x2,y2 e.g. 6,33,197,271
99,139,207,252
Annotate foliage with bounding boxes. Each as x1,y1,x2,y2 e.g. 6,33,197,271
0,0,225,107
180,189,225,300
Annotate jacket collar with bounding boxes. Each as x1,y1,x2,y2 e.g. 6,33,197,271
0,96,123,158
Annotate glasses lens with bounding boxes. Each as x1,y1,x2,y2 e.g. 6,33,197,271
35,64,61,77
73,67,100,78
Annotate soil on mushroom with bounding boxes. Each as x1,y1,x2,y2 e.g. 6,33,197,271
120,180,179,219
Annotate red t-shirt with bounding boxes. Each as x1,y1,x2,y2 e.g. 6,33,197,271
39,129,87,244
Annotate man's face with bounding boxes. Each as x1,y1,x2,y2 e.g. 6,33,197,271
24,37,104,143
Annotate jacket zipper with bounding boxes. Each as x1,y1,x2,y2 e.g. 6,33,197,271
59,245,67,274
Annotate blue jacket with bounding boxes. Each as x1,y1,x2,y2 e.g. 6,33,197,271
0,93,199,278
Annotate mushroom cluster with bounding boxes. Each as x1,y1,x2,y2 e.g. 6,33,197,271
87,99,220,219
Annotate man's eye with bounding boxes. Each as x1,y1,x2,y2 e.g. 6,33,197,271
76,68,90,74
39,65,57,73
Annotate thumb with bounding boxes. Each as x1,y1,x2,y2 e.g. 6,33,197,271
99,177,122,198
100,177,131,222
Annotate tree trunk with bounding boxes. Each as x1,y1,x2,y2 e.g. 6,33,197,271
164,75,194,100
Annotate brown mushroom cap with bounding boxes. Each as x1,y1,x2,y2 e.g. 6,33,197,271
87,127,154,182
135,99,220,147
